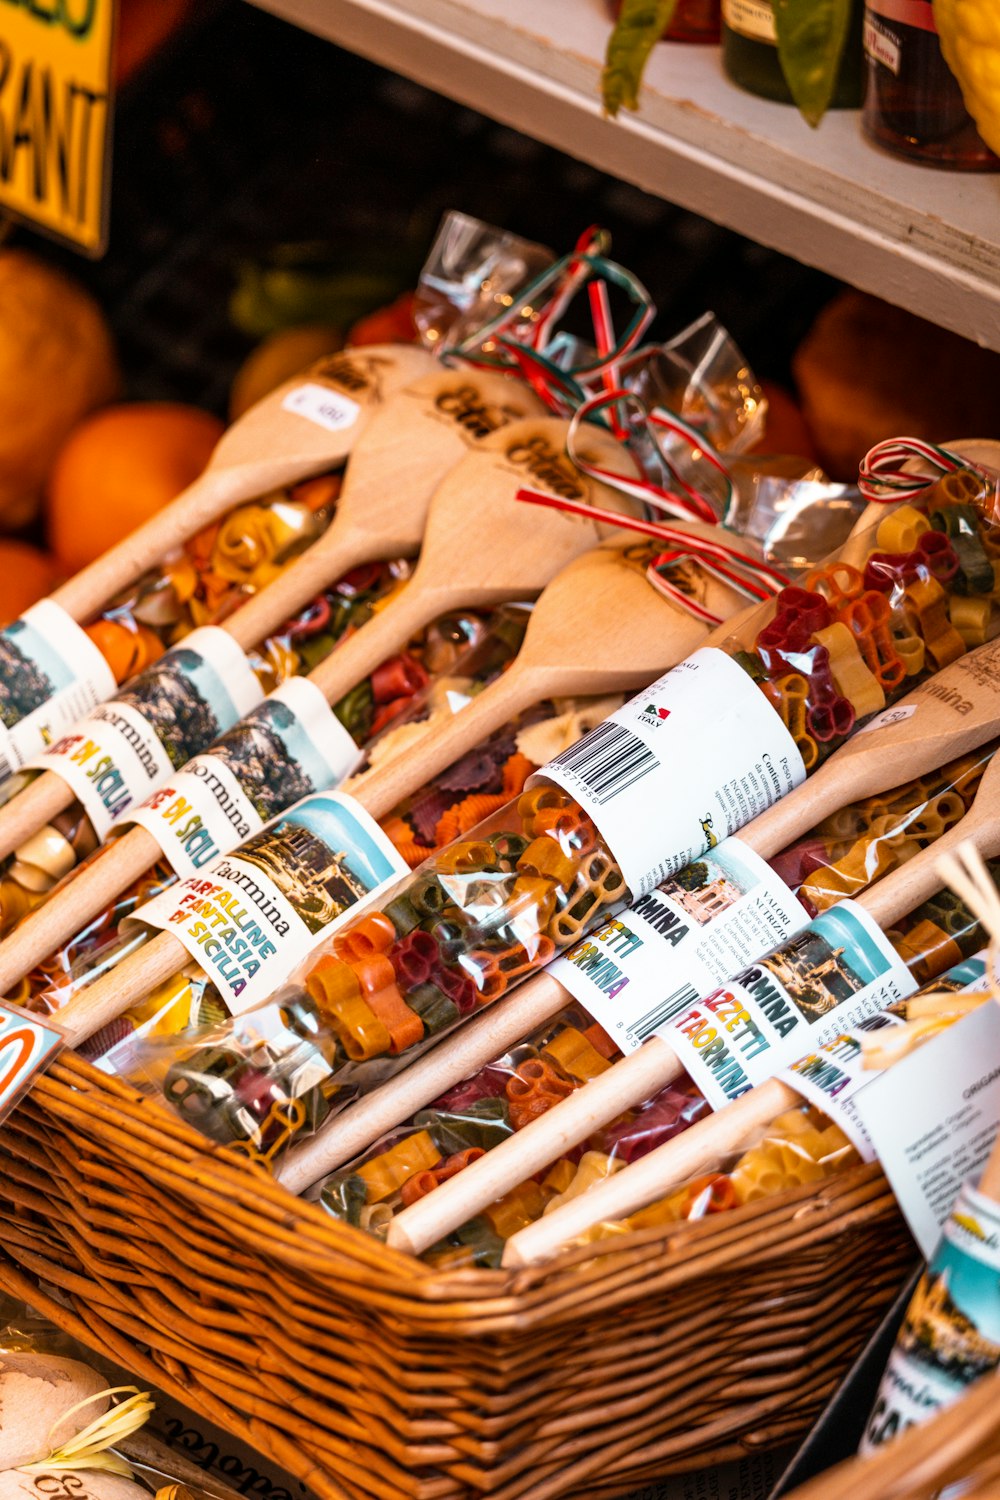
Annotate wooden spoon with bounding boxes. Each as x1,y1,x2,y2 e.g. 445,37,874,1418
51,343,435,622
350,530,741,825
0,372,545,995
40,544,755,1051
382,641,1000,1255
0,370,548,865
213,366,546,648
303,415,644,710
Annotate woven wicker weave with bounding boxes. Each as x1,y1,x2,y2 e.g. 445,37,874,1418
0,1052,915,1500
781,1367,1000,1500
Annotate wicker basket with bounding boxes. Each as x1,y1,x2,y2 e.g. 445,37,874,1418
0,1052,915,1500
781,1366,1000,1500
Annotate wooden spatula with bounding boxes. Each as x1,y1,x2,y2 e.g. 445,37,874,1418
303,416,644,710
0,370,548,863
51,343,435,623
381,641,1000,1254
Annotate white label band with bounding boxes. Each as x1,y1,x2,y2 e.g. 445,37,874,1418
782,953,989,1162
124,676,362,877
129,791,408,1014
0,600,117,788
723,0,777,42
537,648,806,897
552,836,809,1054
665,899,916,1110
31,627,261,840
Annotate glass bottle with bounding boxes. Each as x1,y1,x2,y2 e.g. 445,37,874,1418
862,0,998,169
722,0,865,107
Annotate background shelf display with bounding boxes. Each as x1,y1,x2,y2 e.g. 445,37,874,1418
245,0,1000,352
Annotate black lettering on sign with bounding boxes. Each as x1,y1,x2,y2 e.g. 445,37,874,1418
0,37,106,222
0,0,98,40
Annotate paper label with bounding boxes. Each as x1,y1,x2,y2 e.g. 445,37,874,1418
0,1001,63,1124
781,1014,904,1160
0,601,118,789
783,954,989,1162
664,900,916,1110
861,1181,1000,1453
128,792,408,1014
124,677,361,877
863,14,902,72
858,702,916,734
855,993,1000,1259
537,649,805,897
552,836,808,1053
722,0,776,42
31,627,261,840
282,383,361,433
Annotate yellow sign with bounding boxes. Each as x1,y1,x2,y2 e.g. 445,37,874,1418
0,0,116,256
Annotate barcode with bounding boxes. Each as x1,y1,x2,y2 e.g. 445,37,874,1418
626,982,699,1046
552,721,657,806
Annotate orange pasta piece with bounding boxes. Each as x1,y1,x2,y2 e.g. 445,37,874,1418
502,752,537,797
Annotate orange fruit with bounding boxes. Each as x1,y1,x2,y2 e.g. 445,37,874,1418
47,403,225,574
0,541,60,625
230,324,344,421
0,250,119,531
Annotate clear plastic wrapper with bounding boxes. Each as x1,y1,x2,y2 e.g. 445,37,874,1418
413,211,555,353
9,605,533,1010
118,755,991,1176
770,743,995,917
82,474,339,687
93,465,1000,1153
623,311,766,456
301,775,993,1253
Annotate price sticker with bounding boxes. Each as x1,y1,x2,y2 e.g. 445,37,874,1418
0,1002,64,1124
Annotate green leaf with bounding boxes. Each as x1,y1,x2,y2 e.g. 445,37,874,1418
602,0,679,117
773,0,853,127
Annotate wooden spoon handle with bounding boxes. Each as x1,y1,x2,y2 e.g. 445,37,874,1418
860,814,1000,930
0,826,160,999
502,1075,796,1267
353,663,535,823
277,968,570,1195
308,581,459,705
0,773,73,863
384,1034,684,1257
49,470,237,622
742,758,854,862
56,929,187,1049
220,523,378,652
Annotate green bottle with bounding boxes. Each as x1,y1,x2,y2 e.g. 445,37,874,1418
721,0,865,108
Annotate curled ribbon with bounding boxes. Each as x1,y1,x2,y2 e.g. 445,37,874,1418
858,437,980,503
514,486,789,626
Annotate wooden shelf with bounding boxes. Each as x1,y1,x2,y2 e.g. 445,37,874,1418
247,0,1000,351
